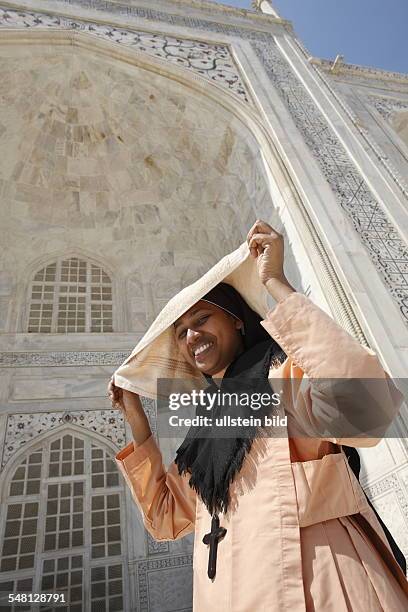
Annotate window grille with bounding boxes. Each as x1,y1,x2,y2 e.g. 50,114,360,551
0,433,125,611
0,577,33,611
28,258,113,333
41,555,83,612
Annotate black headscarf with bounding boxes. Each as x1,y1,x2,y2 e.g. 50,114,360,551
174,283,286,516
199,282,273,350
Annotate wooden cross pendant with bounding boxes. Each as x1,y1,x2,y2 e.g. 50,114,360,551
202,514,227,580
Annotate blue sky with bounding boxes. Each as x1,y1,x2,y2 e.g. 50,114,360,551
217,1,408,74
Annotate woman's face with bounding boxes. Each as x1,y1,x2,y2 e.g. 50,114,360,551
174,300,244,376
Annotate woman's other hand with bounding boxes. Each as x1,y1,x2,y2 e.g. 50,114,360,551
247,219,295,301
108,377,125,411
108,378,151,445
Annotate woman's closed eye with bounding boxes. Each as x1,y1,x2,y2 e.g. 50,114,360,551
178,328,187,340
177,315,210,340
196,315,210,326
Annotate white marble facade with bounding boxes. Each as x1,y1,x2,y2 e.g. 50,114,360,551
0,1,407,610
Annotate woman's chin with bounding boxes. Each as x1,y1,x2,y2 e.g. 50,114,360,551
196,360,212,373
195,358,217,375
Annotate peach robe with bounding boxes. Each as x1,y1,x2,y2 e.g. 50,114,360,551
115,293,408,611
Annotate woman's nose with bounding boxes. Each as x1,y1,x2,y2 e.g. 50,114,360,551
186,328,200,343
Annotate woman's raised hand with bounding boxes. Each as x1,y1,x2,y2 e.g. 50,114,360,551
246,219,295,301
107,378,152,445
247,220,285,285
108,377,125,412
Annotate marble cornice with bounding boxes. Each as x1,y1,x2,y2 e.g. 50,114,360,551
1,0,294,35
310,57,408,87
78,0,291,28
0,351,130,367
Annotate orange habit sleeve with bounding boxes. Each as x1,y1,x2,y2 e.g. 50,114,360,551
115,435,196,541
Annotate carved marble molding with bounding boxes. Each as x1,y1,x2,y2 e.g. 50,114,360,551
1,409,126,468
2,0,292,30
0,351,129,366
365,471,408,526
310,57,408,87
0,5,250,102
368,96,408,121
146,532,170,556
136,554,193,612
252,40,408,325
295,38,408,201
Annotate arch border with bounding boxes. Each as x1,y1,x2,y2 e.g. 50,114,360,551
0,422,130,609
0,422,123,501
16,246,126,334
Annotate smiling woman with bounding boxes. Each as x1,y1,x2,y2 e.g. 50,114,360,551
174,301,245,377
108,220,408,611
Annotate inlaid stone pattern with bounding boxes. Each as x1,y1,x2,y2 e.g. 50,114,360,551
368,95,408,150
0,6,249,102
251,41,408,324
1,409,126,468
0,351,129,367
146,532,170,556
137,555,193,612
141,396,158,440
365,471,408,552
368,96,408,121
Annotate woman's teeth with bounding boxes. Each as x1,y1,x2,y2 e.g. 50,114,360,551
194,342,213,356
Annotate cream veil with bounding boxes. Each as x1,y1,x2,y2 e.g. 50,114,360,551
113,242,270,399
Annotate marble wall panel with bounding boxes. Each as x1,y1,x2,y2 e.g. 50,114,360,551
10,374,107,401
0,43,277,332
136,556,193,612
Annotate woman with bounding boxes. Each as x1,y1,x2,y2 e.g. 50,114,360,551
109,220,408,611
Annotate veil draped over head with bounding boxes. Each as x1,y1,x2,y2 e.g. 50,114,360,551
113,242,272,399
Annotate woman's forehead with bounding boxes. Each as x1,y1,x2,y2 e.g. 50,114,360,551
173,301,220,329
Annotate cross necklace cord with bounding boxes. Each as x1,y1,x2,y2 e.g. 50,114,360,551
202,513,227,580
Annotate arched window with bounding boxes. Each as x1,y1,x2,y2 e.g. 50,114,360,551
0,432,126,611
28,257,113,333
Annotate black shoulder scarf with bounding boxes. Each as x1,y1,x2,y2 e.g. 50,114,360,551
175,338,286,516
175,282,286,516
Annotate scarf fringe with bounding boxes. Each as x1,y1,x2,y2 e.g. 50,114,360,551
177,438,253,515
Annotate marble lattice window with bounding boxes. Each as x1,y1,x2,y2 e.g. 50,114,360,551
0,433,125,612
28,258,113,333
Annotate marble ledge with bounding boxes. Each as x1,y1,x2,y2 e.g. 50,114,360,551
0,332,142,352
0,397,115,413
4,0,293,33
345,303,408,382
309,57,408,86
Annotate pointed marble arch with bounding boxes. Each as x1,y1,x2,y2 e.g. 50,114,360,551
15,247,127,333
0,421,124,496
0,26,369,346
0,4,251,103
0,423,129,607
25,247,117,284
1,412,127,471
